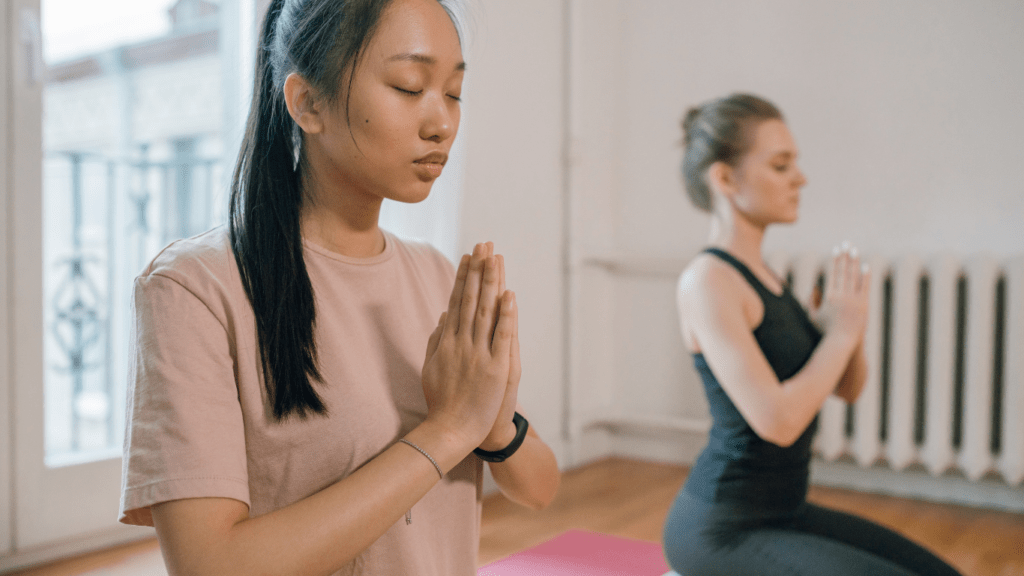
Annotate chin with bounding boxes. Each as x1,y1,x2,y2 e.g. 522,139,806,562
772,211,799,225
390,182,435,204
783,204,800,223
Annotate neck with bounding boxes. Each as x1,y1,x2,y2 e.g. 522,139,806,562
708,204,767,266
298,150,386,259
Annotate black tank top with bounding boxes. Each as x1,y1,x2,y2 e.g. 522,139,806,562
684,248,823,510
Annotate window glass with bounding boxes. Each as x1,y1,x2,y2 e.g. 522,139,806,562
43,0,228,465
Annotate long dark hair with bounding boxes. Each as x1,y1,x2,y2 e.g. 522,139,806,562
681,93,783,212
230,0,403,420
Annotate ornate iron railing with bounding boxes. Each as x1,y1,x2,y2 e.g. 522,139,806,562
44,147,222,462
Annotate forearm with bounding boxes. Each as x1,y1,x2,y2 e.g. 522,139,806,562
155,419,475,576
833,343,867,403
487,432,560,510
771,332,859,445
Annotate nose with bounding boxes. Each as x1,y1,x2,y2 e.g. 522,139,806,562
420,93,457,143
795,167,807,187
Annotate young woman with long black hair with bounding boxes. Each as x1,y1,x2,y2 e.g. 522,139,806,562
661,94,961,575
118,1,559,574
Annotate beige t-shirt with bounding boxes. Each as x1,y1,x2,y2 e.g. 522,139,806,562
120,226,483,575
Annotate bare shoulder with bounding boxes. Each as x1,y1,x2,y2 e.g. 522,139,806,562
677,254,740,351
678,253,749,309
678,252,763,352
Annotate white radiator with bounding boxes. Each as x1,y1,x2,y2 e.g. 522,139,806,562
767,253,1024,492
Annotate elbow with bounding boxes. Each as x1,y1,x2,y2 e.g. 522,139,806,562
506,490,551,512
535,471,561,510
522,470,561,511
766,432,799,449
834,388,859,405
756,426,800,448
749,413,802,448
530,495,557,512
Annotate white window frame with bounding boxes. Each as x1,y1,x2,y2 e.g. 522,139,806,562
0,0,264,569
1,0,14,559
5,0,151,567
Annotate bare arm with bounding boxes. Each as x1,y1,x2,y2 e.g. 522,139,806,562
482,405,560,510
833,341,867,403
683,247,869,447
153,244,516,576
153,420,472,576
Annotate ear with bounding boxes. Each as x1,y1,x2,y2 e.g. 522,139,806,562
707,160,738,199
283,73,325,134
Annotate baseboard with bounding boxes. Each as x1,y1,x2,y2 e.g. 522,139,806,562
811,460,1024,513
568,430,1024,513
570,426,705,469
0,524,155,574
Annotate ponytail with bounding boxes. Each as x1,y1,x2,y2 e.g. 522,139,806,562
230,0,325,420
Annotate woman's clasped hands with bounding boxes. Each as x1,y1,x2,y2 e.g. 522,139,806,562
421,242,522,453
809,241,872,345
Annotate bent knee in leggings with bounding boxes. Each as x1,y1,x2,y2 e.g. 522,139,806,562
662,492,955,575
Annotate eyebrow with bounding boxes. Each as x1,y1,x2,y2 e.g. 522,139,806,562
387,52,467,71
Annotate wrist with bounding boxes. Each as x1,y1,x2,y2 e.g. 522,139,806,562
409,418,477,471
478,420,518,452
825,329,860,352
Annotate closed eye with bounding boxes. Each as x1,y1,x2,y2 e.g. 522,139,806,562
395,87,422,96
447,94,462,102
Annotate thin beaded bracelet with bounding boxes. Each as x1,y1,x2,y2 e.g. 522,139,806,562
398,438,444,524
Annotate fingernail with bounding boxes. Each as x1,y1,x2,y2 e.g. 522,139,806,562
850,247,858,258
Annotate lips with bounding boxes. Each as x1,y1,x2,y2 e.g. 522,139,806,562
413,151,448,180
414,151,448,166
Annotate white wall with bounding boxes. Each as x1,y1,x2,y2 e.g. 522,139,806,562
616,0,1024,259
563,0,1024,466
458,1,568,464
1,0,13,559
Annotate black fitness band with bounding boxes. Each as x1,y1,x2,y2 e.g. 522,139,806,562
473,412,529,462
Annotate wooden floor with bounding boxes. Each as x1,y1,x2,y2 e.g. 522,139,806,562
11,457,1024,576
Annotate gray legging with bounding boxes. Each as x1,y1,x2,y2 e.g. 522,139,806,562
662,490,962,576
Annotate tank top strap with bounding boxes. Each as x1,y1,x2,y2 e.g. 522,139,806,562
701,247,777,299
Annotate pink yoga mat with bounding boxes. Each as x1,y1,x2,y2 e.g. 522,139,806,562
478,529,673,576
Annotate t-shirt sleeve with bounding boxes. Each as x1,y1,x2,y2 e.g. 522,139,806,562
120,272,250,526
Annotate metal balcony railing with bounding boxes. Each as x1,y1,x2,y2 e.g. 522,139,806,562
44,147,223,464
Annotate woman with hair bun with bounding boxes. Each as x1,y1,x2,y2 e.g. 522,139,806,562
661,93,960,575
118,1,559,574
